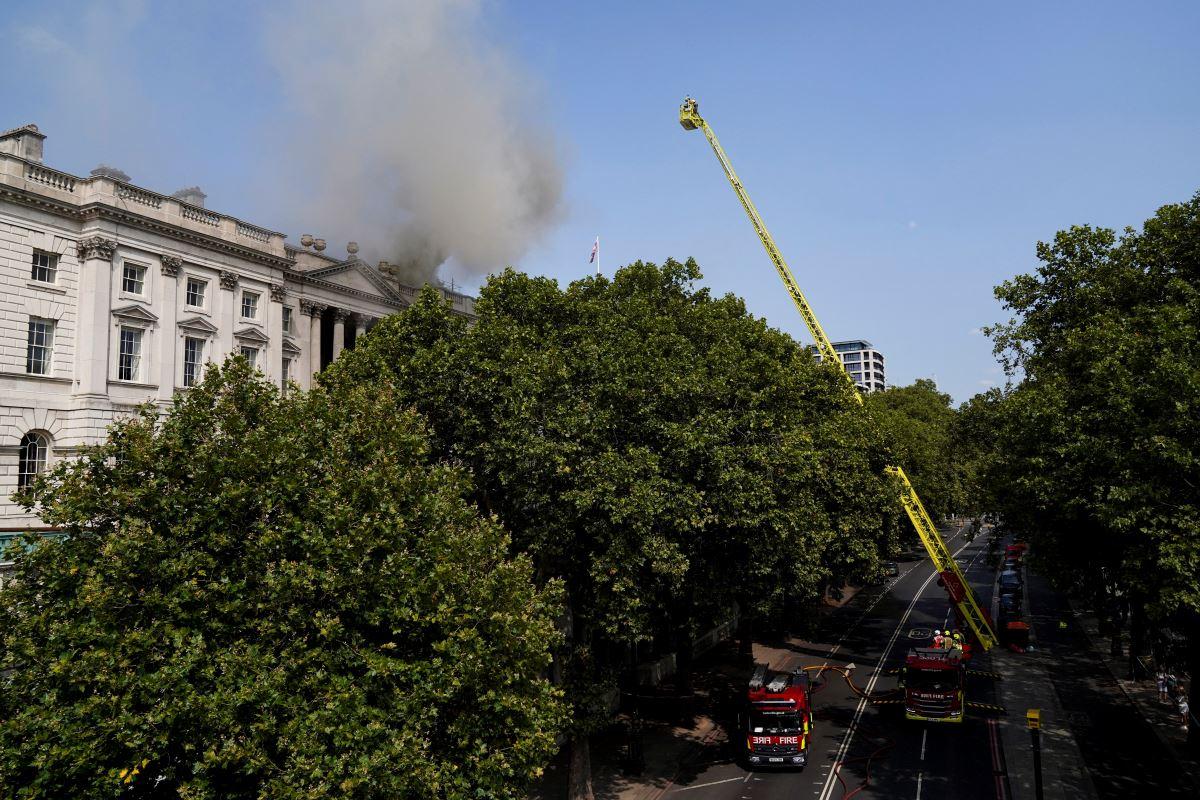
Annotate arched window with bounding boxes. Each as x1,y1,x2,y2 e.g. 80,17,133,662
17,432,48,490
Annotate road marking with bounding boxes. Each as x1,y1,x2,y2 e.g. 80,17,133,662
916,771,924,800
919,728,927,761
816,536,976,800
670,777,746,792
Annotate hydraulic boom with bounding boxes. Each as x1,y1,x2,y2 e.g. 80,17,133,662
678,97,998,651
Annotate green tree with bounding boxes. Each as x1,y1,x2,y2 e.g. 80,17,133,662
321,260,895,799
866,379,963,523
0,359,564,799
980,193,1200,745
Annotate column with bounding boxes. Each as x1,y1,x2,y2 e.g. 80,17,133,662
354,315,369,346
157,255,182,403
267,282,286,384
304,300,326,382
298,300,318,389
74,236,117,398
331,308,348,361
218,270,238,362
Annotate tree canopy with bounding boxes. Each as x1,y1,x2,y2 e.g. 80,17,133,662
865,378,964,523
1,360,564,799
977,193,1200,624
320,260,896,736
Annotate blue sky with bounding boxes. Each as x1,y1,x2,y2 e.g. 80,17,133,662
3,1,1198,403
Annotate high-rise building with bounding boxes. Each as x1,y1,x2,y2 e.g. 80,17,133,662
809,339,886,393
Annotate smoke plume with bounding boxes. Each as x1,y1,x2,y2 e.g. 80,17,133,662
267,0,564,285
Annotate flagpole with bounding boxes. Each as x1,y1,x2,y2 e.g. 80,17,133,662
596,236,600,276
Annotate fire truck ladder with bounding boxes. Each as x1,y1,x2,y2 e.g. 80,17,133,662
678,97,998,652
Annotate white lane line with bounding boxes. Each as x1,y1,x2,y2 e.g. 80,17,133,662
916,771,924,800
919,728,927,761
823,522,968,660
816,536,976,800
670,776,746,792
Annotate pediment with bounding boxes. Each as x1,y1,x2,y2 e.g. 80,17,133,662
234,326,271,345
178,315,219,335
111,304,159,324
281,336,302,356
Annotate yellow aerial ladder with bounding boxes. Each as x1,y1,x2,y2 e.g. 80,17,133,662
679,97,998,651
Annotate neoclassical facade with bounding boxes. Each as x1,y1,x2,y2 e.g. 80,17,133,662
0,123,474,534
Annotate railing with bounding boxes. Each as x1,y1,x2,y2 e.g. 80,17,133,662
236,221,271,242
25,164,76,192
181,203,220,226
115,183,162,208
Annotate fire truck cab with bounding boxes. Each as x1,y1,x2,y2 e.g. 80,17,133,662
741,663,812,768
899,647,966,723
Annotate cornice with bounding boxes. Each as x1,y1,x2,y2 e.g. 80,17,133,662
285,271,406,309
76,203,295,269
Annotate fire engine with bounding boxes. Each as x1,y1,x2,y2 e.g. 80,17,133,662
899,646,968,723
741,663,812,768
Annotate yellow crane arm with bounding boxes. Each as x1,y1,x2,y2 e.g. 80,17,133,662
679,98,844,378
679,97,998,651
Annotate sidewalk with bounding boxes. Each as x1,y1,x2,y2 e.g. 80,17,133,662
991,574,1099,800
1069,603,1200,792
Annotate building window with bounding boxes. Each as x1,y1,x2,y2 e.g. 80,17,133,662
122,262,147,295
281,356,292,389
186,277,207,308
183,336,204,387
118,326,143,381
17,432,49,490
239,346,258,370
282,306,294,334
30,250,57,283
26,318,54,375
241,291,259,320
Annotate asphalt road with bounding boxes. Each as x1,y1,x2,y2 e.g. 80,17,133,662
665,525,1010,800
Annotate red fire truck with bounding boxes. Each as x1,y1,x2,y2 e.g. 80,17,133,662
899,647,966,723
741,664,812,768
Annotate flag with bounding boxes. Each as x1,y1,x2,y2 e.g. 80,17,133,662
589,237,599,263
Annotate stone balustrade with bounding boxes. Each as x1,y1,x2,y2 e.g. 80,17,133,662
181,203,221,226
0,151,289,258
25,163,76,192
115,182,162,209
236,221,272,242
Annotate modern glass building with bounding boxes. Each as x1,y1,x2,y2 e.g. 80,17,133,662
810,340,886,393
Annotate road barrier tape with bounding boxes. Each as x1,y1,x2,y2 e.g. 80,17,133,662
967,670,1003,680
968,702,1007,714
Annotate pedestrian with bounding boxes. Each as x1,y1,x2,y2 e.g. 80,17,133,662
932,630,945,649
1179,694,1190,730
951,632,964,655
1167,672,1179,699
1157,671,1169,702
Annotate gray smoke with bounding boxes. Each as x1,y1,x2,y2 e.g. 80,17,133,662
267,0,564,285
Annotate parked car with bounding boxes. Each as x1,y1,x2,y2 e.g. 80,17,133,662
998,570,1023,592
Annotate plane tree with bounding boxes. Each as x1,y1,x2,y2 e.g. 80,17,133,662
865,378,965,523
321,259,895,799
981,194,1200,729
0,359,564,799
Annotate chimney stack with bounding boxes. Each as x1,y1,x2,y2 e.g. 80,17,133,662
0,124,45,163
91,165,132,183
172,186,207,208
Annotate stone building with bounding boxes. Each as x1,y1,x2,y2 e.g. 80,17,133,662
0,122,473,536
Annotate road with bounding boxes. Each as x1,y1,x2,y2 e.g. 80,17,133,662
665,525,1010,800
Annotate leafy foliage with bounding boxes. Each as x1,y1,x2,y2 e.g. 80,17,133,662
865,379,964,522
0,359,564,799
321,259,895,730
976,193,1200,620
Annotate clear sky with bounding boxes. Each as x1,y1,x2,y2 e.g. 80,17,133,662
3,1,1198,403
